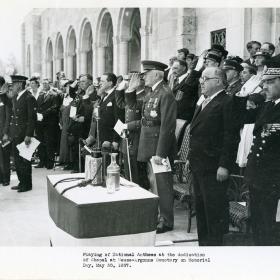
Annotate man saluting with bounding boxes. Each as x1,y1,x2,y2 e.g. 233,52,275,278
138,60,177,234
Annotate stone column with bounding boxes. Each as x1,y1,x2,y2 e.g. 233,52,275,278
80,50,87,75
271,8,280,46
251,8,272,43
119,39,129,75
55,57,61,74
46,60,53,81
112,36,119,75
67,53,74,80
140,27,152,60
97,46,106,77
176,8,196,54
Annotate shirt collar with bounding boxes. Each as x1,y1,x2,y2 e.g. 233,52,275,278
207,89,224,101
274,98,280,105
151,80,163,91
103,87,115,102
228,79,240,87
17,89,26,100
178,72,189,84
136,89,145,95
105,87,115,95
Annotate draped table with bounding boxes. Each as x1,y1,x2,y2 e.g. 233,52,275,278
47,173,159,246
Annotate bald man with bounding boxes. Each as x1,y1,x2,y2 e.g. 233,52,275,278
188,67,238,246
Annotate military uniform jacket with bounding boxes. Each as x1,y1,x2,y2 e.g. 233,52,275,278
0,96,11,139
173,71,199,122
10,90,37,141
89,90,125,144
188,91,237,173
137,81,177,162
225,79,243,96
245,101,280,188
115,89,143,155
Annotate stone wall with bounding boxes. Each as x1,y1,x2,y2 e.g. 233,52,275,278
22,7,280,80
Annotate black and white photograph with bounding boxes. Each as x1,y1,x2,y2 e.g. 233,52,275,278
0,0,280,279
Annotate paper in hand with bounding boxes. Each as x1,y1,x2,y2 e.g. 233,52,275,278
69,106,77,118
114,119,126,138
16,137,40,161
150,156,172,174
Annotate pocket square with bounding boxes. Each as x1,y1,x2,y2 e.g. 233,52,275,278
0,102,4,106
107,102,113,107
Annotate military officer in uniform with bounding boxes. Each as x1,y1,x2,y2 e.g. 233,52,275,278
242,61,280,245
9,75,37,192
222,56,244,96
0,77,12,186
137,60,177,234
115,73,149,189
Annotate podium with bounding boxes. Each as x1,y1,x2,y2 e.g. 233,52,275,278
47,173,159,246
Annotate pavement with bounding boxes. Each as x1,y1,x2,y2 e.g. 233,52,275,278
0,166,198,247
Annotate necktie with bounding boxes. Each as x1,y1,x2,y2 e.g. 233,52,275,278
173,77,179,90
101,92,108,103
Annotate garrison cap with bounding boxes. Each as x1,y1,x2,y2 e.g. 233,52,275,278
222,56,244,72
141,60,168,73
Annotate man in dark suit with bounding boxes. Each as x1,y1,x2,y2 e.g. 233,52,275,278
137,60,177,234
85,73,124,149
242,61,280,245
9,75,37,192
188,67,238,246
36,79,60,169
171,59,199,122
0,77,11,186
244,41,261,66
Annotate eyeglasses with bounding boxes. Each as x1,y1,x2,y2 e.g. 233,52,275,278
199,77,219,83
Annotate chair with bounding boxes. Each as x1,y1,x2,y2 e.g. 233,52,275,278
227,174,250,233
173,124,195,233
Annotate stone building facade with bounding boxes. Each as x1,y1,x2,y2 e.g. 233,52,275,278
21,8,280,81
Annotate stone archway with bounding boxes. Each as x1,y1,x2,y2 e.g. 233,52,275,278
46,39,54,81
66,27,77,80
118,8,141,74
96,10,114,75
26,45,31,77
80,19,93,75
55,33,64,73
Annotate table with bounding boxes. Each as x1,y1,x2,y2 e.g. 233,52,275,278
47,173,159,246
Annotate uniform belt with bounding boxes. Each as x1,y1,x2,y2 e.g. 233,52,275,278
141,119,161,127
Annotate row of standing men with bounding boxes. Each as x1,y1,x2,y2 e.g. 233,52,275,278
0,45,280,243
